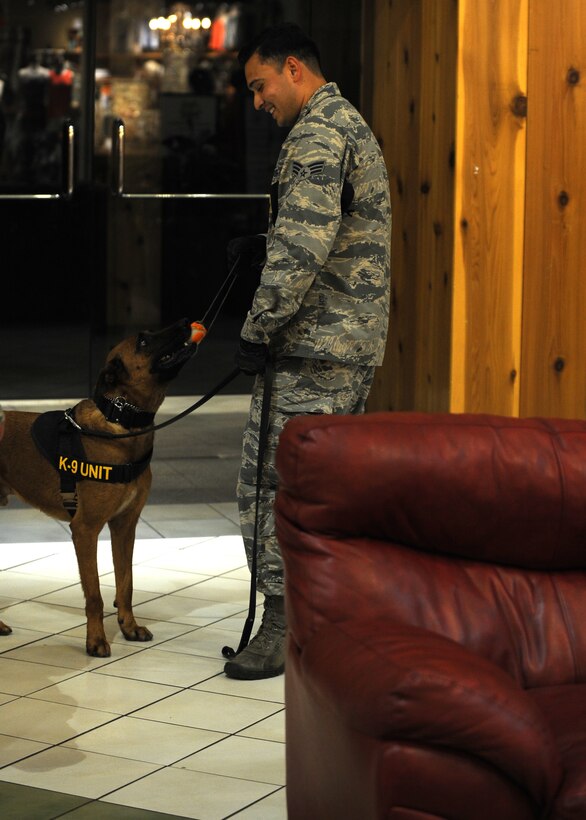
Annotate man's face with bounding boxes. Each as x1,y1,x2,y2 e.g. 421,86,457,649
244,53,302,128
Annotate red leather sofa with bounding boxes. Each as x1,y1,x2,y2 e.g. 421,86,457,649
275,412,586,820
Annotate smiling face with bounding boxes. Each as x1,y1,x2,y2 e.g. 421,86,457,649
244,53,305,128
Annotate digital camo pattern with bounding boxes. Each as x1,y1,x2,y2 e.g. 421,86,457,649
237,357,375,596
240,82,392,367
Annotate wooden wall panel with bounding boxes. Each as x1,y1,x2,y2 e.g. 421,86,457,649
451,0,528,414
415,0,457,411
520,0,586,417
363,0,585,419
366,0,420,411
365,0,457,412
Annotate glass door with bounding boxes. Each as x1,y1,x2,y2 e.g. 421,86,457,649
89,0,280,396
0,0,362,400
0,0,94,399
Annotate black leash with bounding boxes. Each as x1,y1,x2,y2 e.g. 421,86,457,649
222,357,274,660
66,366,241,440
198,258,240,334
67,258,244,441
62,250,275,658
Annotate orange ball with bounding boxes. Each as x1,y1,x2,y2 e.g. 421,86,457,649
190,322,207,344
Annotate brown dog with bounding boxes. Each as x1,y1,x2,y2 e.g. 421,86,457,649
0,318,196,657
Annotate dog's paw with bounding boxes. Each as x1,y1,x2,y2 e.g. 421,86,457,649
124,625,153,643
86,639,111,658
0,620,13,635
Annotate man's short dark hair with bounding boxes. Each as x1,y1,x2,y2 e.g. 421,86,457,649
238,22,322,73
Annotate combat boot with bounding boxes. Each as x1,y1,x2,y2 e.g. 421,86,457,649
224,595,286,680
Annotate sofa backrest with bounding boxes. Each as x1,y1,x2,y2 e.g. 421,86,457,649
275,412,586,688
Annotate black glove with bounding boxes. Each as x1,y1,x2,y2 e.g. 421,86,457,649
227,235,266,275
235,339,269,375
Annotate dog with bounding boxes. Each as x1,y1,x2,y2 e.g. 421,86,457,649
0,318,196,657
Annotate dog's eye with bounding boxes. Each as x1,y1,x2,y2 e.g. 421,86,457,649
137,336,148,349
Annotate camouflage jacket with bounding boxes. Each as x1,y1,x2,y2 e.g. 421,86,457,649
240,82,391,365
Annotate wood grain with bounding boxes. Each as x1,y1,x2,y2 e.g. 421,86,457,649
520,0,586,417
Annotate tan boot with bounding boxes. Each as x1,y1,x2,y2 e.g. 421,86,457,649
224,595,286,680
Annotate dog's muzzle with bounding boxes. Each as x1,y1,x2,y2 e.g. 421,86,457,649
137,319,197,378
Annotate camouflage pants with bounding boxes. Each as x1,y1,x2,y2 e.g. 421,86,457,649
237,357,375,597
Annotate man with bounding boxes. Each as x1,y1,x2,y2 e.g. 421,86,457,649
225,23,391,680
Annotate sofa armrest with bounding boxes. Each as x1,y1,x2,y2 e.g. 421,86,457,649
297,618,562,809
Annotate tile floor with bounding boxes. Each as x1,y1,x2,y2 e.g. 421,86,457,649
0,394,287,820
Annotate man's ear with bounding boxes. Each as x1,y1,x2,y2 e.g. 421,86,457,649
285,55,303,83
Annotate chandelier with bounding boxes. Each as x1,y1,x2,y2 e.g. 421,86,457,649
148,4,212,49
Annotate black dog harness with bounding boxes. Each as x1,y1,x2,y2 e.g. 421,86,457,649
32,400,153,517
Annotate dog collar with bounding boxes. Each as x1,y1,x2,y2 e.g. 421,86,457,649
95,395,155,429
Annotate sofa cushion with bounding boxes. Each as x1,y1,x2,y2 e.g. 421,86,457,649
276,412,586,688
529,685,586,819
298,617,562,808
276,412,586,570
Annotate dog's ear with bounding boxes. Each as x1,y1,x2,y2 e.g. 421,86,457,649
94,355,130,397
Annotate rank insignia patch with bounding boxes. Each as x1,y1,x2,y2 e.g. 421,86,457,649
292,160,326,180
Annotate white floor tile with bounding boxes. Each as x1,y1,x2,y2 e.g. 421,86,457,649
0,540,68,570
133,688,282,735
132,594,247,627
0,746,161,799
140,503,225,522
144,535,247,576
155,624,244,660
173,576,255,604
0,595,20,610
136,547,224,575
0,600,87,633
5,553,83,581
194,671,285,705
0,519,70,545
0,733,51,766
158,394,250,415
0,519,290,815
214,604,264,634
237,710,286,743
0,569,77,599
231,786,287,819
98,565,210,594
63,614,199,648
93,648,223,688
64,716,227,765
209,502,240,525
35,583,158,610
221,566,254,582
149,519,241,538
0,627,53,652
0,697,118,743
1,634,144,670
0,657,82,696
29,671,180,715
176,735,286,786
102,766,278,820
132,536,212,561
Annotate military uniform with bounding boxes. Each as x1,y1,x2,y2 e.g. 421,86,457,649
237,81,391,596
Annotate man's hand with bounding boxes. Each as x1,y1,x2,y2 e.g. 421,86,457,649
235,339,269,375
227,235,266,274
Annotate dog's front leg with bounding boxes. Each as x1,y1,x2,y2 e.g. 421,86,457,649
70,520,110,657
109,509,153,644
